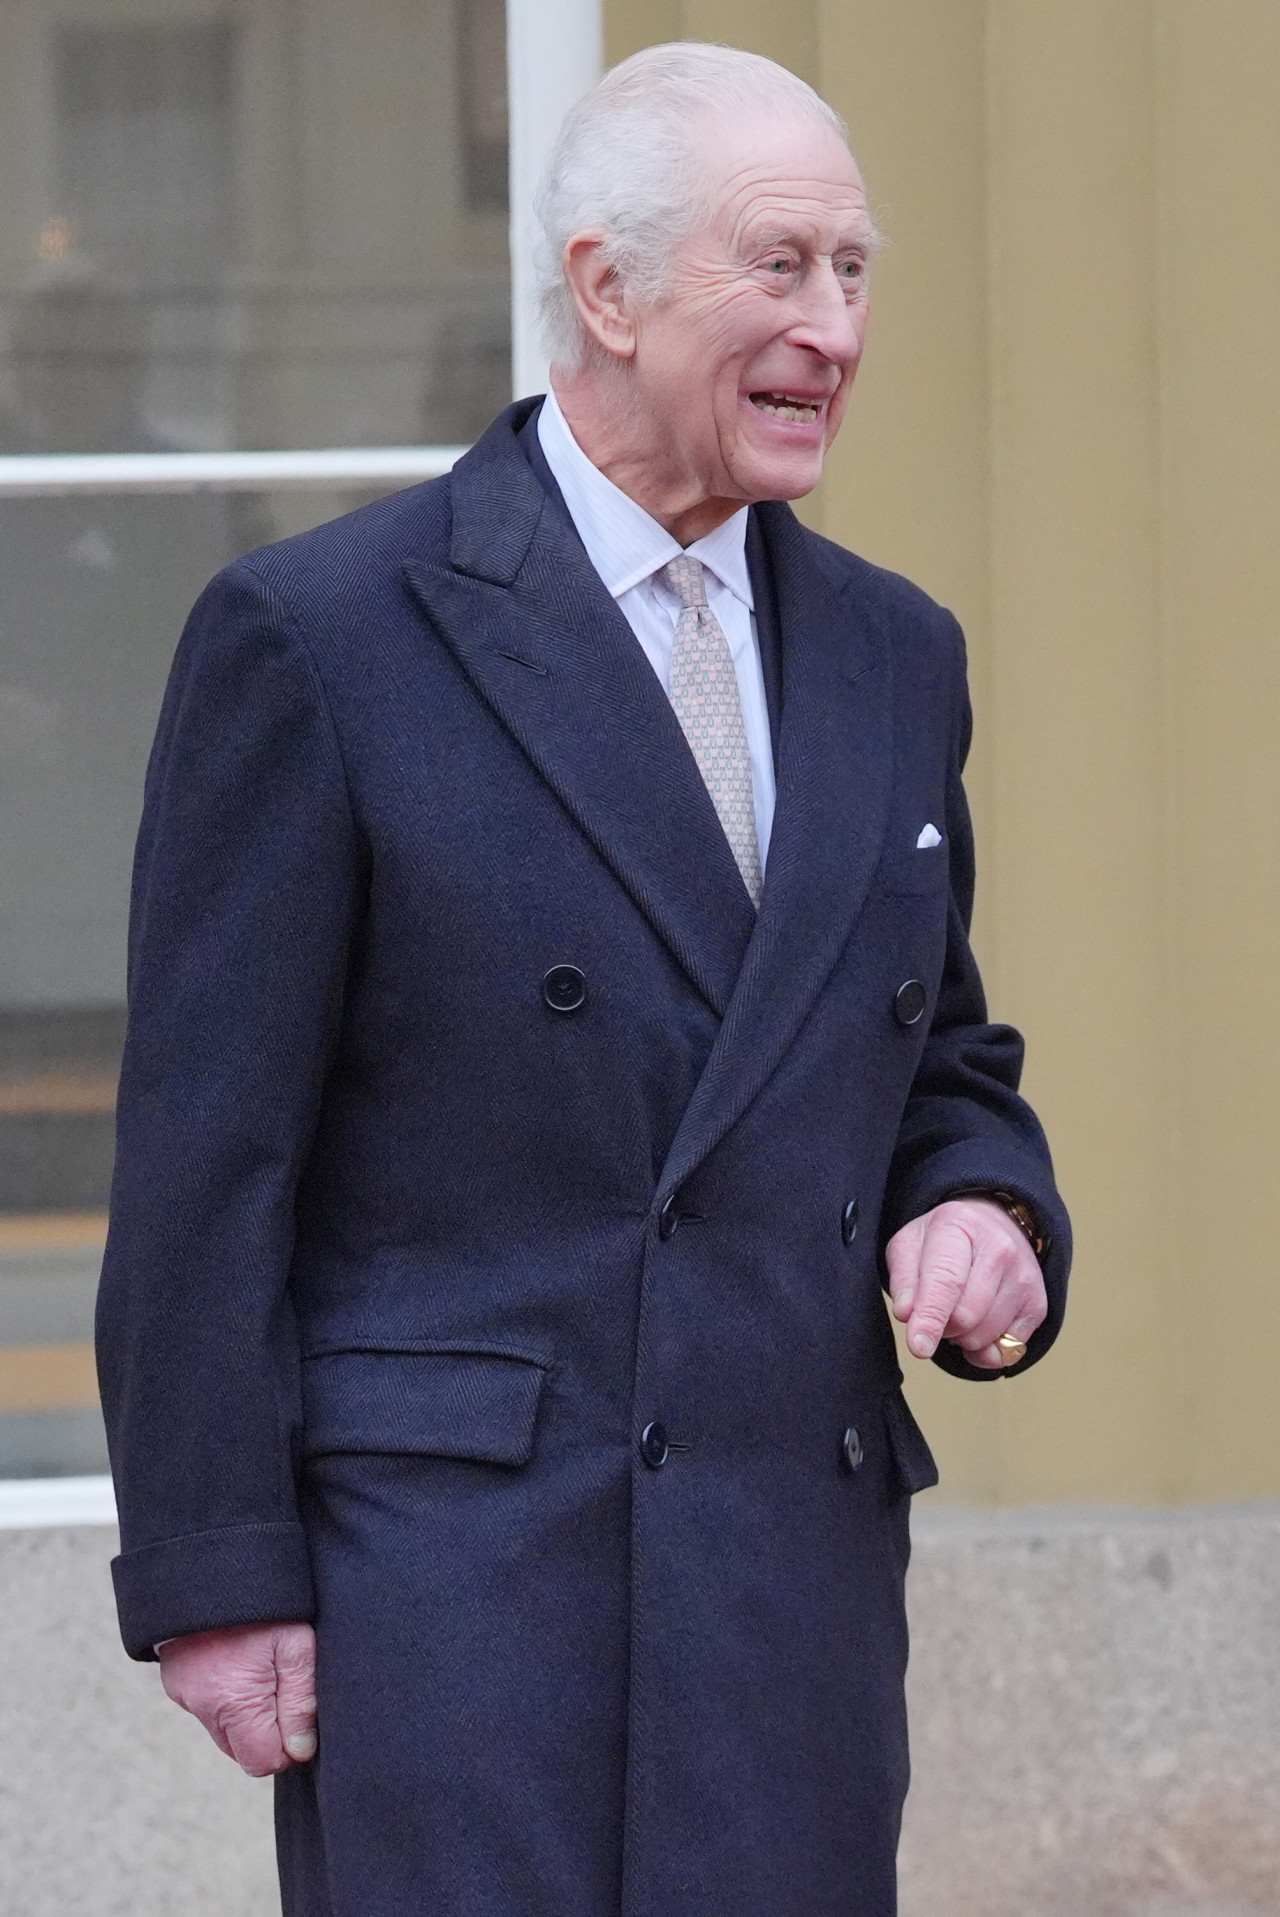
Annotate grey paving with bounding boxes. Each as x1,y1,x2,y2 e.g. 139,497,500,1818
899,1503,1280,1917
2,1502,1279,1915
0,1524,277,1917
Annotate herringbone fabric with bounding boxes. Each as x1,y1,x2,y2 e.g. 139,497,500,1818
662,554,763,905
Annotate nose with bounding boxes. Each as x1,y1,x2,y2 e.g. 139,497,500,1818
789,260,865,368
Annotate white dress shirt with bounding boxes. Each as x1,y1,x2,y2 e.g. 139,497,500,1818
536,388,776,867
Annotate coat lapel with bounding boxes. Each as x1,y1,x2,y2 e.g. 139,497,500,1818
659,501,894,1197
403,408,757,1018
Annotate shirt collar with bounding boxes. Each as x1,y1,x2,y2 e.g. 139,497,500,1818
537,388,753,610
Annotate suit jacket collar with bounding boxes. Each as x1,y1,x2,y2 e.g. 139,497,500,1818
522,398,782,763
405,403,758,1018
405,405,893,1184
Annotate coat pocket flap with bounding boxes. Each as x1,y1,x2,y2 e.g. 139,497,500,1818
301,1350,548,1466
882,1389,939,1495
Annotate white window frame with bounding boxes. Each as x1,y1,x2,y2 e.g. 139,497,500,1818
0,0,602,1519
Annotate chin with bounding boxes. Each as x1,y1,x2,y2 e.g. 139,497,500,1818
738,450,826,503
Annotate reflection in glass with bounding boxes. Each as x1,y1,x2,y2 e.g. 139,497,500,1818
0,491,251,1478
0,483,392,1478
0,0,512,456
0,0,513,1473
461,0,511,211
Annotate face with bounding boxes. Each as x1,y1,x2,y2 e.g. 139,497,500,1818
621,110,873,528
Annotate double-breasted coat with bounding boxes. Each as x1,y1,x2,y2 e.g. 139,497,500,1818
97,398,1070,1916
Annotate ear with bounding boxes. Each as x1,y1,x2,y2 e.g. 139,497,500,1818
561,232,637,362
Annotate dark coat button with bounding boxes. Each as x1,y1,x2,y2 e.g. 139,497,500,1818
841,1198,860,1245
543,964,587,1012
894,978,928,1027
640,1421,669,1469
658,1194,681,1240
841,1426,864,1473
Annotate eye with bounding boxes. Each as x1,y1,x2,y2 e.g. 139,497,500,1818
838,256,867,285
764,255,794,275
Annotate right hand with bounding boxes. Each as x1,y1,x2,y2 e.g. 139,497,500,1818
159,1620,317,1777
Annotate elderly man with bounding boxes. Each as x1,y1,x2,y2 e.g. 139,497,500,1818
98,42,1070,1917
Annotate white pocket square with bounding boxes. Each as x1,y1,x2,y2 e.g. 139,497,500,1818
916,823,942,849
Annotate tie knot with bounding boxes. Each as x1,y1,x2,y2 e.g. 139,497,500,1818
662,554,709,611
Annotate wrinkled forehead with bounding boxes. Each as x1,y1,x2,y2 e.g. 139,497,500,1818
686,105,870,248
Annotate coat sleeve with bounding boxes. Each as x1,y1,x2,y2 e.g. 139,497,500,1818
95,558,364,1658
878,613,1071,1381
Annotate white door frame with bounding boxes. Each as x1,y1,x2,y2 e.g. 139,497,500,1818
506,0,604,402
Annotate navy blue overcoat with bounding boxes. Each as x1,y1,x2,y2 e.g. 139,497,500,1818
97,399,1070,1917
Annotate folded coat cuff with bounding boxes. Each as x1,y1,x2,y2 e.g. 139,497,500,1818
112,1519,315,1662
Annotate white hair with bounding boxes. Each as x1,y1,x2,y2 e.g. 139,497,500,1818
535,43,866,373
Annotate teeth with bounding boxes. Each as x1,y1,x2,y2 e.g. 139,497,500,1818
753,393,819,422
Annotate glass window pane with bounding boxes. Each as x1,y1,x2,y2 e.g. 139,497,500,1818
0,0,512,1476
0,486,387,1478
0,0,511,455
0,482,398,1479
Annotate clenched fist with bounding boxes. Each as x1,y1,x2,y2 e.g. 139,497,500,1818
886,1196,1046,1370
159,1620,317,1777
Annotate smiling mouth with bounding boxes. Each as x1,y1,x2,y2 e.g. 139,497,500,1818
749,392,822,423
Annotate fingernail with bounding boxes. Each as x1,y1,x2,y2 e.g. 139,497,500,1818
909,1331,933,1358
285,1731,317,1762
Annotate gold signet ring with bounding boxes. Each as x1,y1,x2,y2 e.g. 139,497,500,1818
997,1333,1028,1366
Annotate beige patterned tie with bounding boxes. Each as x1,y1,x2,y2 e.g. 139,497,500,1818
662,554,764,906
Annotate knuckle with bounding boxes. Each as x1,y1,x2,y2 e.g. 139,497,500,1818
276,1627,315,1667
277,1649,314,1686
921,1251,967,1292
1012,1271,1048,1321
929,1262,966,1293
214,1693,273,1746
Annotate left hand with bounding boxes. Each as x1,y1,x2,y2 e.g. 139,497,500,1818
886,1197,1047,1370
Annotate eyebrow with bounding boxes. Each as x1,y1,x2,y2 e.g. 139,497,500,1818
744,220,875,254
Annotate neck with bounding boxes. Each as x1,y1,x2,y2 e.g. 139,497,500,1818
550,365,740,546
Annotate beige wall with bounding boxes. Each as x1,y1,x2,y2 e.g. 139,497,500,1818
606,1,1280,1504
